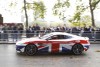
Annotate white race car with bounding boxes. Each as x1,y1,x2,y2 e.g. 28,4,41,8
16,32,90,55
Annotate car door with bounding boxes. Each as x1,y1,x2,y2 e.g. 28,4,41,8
47,35,73,52
47,35,60,53
47,35,70,53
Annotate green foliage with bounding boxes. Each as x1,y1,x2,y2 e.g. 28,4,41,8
62,0,70,7
27,1,46,20
53,0,70,20
71,21,92,27
89,0,100,27
91,0,100,10
73,12,81,21
69,3,86,23
53,0,100,27
69,15,92,27
81,15,91,23
76,0,82,2
71,22,81,27
9,1,17,7
26,3,33,10
9,0,46,21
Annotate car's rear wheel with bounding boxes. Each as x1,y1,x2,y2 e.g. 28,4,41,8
72,44,84,55
25,45,37,56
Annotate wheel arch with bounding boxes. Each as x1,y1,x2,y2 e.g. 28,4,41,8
24,43,38,55
72,43,84,49
25,42,37,46
25,43,38,49
71,43,84,55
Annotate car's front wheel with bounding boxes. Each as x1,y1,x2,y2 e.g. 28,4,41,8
72,44,84,55
25,45,37,56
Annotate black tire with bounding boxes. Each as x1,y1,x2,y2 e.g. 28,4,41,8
72,44,84,55
25,45,37,56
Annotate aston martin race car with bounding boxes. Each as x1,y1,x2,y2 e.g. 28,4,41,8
16,32,90,55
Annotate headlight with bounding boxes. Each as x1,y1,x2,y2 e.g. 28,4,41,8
16,42,26,46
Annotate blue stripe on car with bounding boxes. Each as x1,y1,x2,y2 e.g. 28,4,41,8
16,45,25,51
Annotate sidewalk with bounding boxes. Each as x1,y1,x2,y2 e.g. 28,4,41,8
90,41,100,44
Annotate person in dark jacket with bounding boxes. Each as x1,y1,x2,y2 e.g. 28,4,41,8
11,25,18,41
18,25,23,40
2,24,8,41
34,24,40,36
26,26,34,38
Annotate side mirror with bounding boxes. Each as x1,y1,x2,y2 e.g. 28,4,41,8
38,34,41,38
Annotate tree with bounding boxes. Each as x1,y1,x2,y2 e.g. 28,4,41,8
24,0,28,29
53,0,70,21
9,0,28,28
9,0,46,28
73,4,86,22
53,0,100,27
68,1,87,27
89,0,100,27
26,1,46,21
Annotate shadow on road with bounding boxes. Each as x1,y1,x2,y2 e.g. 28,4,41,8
16,52,87,58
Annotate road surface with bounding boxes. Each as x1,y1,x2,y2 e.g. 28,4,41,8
0,44,100,67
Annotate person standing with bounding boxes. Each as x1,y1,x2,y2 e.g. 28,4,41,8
0,25,3,41
18,25,23,40
35,24,40,36
11,25,18,42
2,24,8,41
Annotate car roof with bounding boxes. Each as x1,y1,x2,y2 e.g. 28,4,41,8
49,32,77,37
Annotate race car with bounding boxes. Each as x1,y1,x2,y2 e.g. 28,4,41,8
16,32,90,55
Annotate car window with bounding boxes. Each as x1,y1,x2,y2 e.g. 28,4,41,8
40,33,53,39
63,35,72,39
50,35,58,40
57,35,68,39
48,35,72,40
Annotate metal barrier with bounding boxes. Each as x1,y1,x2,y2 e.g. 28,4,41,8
0,30,100,43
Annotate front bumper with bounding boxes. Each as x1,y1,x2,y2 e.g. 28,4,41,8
83,45,90,51
16,45,25,53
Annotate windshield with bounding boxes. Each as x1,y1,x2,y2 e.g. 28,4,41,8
40,33,52,39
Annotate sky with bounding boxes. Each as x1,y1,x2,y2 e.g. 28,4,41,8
0,0,100,24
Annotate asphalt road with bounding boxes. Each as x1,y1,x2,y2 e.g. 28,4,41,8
0,44,100,67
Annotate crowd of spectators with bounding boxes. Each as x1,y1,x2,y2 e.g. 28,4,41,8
0,24,23,41
0,24,100,41
26,24,100,39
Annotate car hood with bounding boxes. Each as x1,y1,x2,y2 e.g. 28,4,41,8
16,37,42,45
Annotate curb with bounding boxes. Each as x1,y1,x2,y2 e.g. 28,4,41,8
0,42,15,44
90,42,100,44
